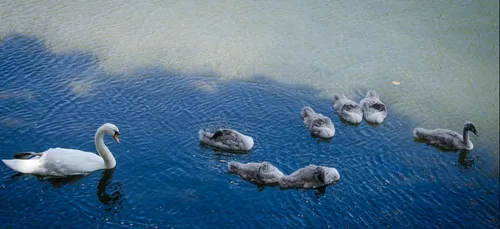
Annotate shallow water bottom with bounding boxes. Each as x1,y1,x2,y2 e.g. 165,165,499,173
0,35,498,228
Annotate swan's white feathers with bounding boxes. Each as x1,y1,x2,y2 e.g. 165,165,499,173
2,123,118,176
3,148,105,176
41,148,106,175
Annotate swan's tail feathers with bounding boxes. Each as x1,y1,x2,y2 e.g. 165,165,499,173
13,152,41,159
2,159,40,174
198,130,212,143
317,127,335,139
344,112,363,124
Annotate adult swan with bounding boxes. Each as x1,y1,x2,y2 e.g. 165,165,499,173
2,123,120,176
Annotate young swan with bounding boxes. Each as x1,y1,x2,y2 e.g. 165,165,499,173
228,161,284,185
301,107,335,139
280,165,340,189
332,93,363,124
359,90,387,124
199,129,254,151
413,121,478,151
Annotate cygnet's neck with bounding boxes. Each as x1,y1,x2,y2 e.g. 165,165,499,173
95,129,116,169
462,127,473,150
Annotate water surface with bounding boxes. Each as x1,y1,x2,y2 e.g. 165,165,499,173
1,0,498,154
0,36,498,228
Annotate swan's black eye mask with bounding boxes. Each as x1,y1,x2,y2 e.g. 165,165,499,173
113,131,120,143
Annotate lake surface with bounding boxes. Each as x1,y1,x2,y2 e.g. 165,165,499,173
1,0,499,153
0,35,498,228
1,0,499,228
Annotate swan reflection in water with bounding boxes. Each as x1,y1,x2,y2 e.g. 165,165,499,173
415,138,475,170
96,169,124,212
10,168,124,212
457,150,474,169
248,180,332,197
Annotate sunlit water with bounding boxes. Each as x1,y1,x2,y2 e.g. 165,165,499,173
0,35,498,228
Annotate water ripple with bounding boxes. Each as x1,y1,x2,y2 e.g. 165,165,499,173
0,35,498,228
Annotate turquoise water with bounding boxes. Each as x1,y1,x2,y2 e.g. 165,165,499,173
0,35,498,228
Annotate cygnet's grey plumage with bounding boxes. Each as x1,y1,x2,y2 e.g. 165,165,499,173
280,165,340,189
228,161,284,185
301,107,335,138
359,90,387,123
199,129,254,151
413,121,478,151
332,94,363,124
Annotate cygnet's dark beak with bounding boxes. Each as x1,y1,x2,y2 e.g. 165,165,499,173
473,130,478,137
113,132,120,143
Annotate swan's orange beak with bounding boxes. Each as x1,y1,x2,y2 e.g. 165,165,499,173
113,133,120,143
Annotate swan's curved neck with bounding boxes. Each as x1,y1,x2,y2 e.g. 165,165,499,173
95,130,116,169
462,127,472,149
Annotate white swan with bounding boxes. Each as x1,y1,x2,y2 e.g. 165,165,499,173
199,129,254,151
332,94,363,124
359,90,387,123
2,123,120,176
301,107,335,138
279,165,340,189
228,161,284,185
413,121,478,151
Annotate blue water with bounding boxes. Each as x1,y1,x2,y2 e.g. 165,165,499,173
0,35,498,228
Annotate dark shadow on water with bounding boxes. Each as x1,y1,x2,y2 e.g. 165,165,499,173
413,138,475,169
311,135,333,144
255,183,281,192
244,179,340,195
366,121,384,128
10,173,87,188
457,150,474,169
279,184,332,196
9,169,124,212
314,186,328,196
245,181,331,196
199,142,252,155
339,118,362,126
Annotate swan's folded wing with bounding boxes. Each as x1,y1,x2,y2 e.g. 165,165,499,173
429,129,462,139
341,103,358,112
311,117,328,128
424,129,462,149
212,130,237,141
41,148,105,175
370,103,386,112
221,139,242,149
